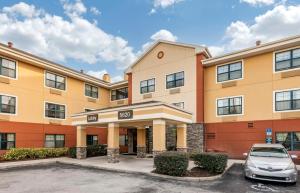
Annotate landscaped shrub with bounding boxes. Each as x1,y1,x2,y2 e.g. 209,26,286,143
192,152,228,174
68,147,77,158
154,151,189,176
87,144,107,157
2,148,68,161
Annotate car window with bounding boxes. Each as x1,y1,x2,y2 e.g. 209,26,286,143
250,147,289,158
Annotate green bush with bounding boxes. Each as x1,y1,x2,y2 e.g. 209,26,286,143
87,144,107,157
193,153,228,174
154,151,189,176
2,148,68,161
68,147,77,158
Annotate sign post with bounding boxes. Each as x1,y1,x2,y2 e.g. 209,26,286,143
265,128,272,144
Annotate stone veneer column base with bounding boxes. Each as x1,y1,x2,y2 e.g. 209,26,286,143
76,147,87,159
137,146,146,158
152,150,166,157
176,147,188,152
107,148,119,163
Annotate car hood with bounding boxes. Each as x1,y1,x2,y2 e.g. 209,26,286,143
249,156,292,169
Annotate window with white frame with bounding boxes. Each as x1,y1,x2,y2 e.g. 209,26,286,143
217,96,243,116
172,102,184,109
0,95,16,114
217,62,242,82
45,72,66,90
166,71,184,89
275,48,300,72
45,102,65,119
45,134,65,148
85,84,98,98
140,78,155,94
0,58,16,78
275,89,300,111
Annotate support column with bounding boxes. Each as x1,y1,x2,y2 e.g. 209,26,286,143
76,126,87,159
137,128,146,158
177,123,187,152
107,123,120,163
152,119,166,157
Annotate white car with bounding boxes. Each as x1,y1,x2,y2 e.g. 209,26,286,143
244,144,298,183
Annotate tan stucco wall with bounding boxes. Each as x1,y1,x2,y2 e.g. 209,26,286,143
152,119,166,151
0,58,110,125
76,126,87,147
107,123,119,148
204,48,300,123
137,128,146,146
177,124,187,148
131,43,197,121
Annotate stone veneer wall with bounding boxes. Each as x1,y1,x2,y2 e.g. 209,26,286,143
146,127,153,153
166,125,177,151
187,123,204,153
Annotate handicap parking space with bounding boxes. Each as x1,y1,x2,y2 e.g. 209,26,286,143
208,163,300,193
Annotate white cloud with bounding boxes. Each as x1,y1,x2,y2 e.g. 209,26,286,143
142,29,178,51
0,1,137,70
111,75,123,83
209,4,300,56
90,7,101,16
153,0,184,9
240,0,275,6
148,8,156,15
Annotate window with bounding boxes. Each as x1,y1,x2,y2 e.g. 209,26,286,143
0,95,16,114
217,62,242,82
45,134,65,148
87,135,98,146
85,84,98,98
172,102,184,109
45,103,66,119
166,71,184,89
275,89,300,111
140,78,155,94
45,72,66,90
276,132,300,151
0,58,16,78
119,135,128,146
111,87,128,101
275,48,300,71
0,133,15,150
217,96,243,116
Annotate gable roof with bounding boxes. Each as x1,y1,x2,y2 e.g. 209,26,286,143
126,40,211,73
202,34,300,66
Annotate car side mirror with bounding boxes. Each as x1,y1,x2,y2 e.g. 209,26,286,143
243,153,248,157
291,155,298,159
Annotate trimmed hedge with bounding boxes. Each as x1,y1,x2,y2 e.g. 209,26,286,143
87,144,107,157
2,148,68,161
154,151,189,176
192,152,228,174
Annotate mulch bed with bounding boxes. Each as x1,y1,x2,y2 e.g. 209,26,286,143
185,167,218,177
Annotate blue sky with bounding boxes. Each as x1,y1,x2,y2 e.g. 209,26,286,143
0,0,300,82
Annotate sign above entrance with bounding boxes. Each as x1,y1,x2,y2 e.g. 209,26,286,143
87,114,98,122
118,110,133,120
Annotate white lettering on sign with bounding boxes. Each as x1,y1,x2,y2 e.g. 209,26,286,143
118,110,133,120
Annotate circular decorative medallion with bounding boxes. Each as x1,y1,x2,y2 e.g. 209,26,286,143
157,51,164,59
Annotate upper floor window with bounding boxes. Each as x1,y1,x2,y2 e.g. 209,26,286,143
45,72,66,90
45,134,65,148
85,84,98,98
140,78,155,94
275,89,300,111
45,102,66,119
0,95,16,114
0,133,15,150
166,71,184,89
275,48,300,72
217,62,242,82
217,96,243,116
172,102,184,109
0,58,16,78
87,135,98,146
111,87,128,101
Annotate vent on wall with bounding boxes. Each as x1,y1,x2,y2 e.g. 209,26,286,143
206,133,216,140
248,122,254,128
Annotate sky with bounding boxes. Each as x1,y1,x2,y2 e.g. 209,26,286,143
0,0,300,82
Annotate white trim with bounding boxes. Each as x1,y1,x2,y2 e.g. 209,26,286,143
215,60,244,84
273,46,300,74
215,95,244,117
84,83,99,100
44,70,67,92
110,86,129,102
0,55,18,80
0,93,18,116
273,87,300,113
44,101,67,120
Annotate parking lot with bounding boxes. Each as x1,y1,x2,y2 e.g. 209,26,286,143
0,163,299,193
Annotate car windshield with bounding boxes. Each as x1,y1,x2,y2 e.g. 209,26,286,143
250,147,289,158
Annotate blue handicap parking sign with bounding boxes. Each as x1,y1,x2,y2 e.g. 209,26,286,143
266,128,272,136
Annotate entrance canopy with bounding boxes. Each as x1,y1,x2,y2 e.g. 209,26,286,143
71,101,193,127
